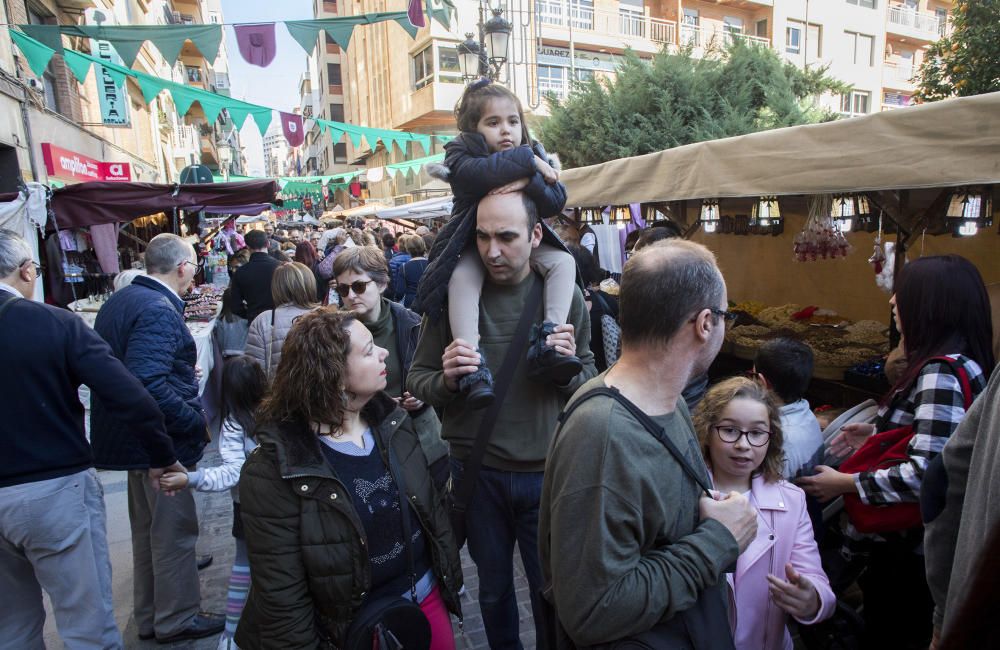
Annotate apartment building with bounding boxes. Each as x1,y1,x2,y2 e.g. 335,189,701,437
0,0,241,191
311,0,951,201
263,121,290,177
308,0,356,178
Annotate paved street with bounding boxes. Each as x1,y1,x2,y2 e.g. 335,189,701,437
42,442,535,649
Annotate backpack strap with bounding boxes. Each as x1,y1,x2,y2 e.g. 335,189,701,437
557,386,713,496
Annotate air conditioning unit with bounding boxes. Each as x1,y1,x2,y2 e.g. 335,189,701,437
27,77,44,93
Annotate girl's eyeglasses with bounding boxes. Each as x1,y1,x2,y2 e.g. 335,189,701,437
713,425,771,447
335,279,375,298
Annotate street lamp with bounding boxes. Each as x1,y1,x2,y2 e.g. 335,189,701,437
458,4,513,82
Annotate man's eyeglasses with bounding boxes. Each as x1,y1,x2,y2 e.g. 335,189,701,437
335,279,375,298
21,260,41,275
180,260,203,271
714,425,771,447
708,308,738,322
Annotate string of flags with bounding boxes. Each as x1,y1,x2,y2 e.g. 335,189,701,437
8,29,459,160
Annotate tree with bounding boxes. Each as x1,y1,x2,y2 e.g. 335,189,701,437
536,41,849,169
914,0,1000,103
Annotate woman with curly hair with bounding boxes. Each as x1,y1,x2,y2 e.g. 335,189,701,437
695,377,835,650
234,308,463,650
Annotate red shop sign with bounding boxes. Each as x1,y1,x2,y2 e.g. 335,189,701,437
42,143,132,183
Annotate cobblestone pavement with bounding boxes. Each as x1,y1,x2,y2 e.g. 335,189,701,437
42,443,535,649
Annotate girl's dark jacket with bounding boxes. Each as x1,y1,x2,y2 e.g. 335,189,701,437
411,132,569,322
234,392,463,649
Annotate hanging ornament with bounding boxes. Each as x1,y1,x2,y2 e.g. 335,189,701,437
793,195,853,262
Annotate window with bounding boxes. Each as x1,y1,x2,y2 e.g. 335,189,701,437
571,0,593,30
934,7,948,35
723,16,744,45
619,0,644,38
840,90,871,116
846,0,876,8
329,103,344,122
209,12,220,23
575,68,595,83
807,23,822,59
786,23,801,53
323,0,338,13
334,143,348,164
186,66,203,83
538,65,566,98
327,63,342,86
325,32,340,51
756,19,768,38
845,31,874,66
681,9,700,46
412,46,434,89
438,46,463,84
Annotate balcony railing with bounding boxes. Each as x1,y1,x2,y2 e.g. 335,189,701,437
883,61,916,86
536,1,677,46
887,6,944,37
679,24,769,48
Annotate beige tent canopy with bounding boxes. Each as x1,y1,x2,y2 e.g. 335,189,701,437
560,92,1000,209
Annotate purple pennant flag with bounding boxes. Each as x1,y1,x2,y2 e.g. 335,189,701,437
234,23,277,68
281,112,305,148
408,0,426,28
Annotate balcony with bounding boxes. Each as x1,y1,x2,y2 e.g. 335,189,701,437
678,24,769,49
172,124,198,157
882,61,916,91
886,5,946,42
536,1,678,51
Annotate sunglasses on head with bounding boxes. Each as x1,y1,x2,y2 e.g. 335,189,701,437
335,279,375,298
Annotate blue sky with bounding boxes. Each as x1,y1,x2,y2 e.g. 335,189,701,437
221,0,313,174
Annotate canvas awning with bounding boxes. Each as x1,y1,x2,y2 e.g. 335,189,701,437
376,195,453,220
49,179,278,230
560,92,1000,208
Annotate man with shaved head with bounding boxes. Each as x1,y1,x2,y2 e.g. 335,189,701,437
540,240,757,647
408,192,596,647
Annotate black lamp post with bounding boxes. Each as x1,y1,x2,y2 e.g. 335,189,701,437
456,4,513,82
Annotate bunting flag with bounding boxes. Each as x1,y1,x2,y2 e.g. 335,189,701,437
234,23,277,68
407,0,426,28
9,29,453,155
385,153,445,178
19,23,222,68
281,111,305,148
284,12,418,55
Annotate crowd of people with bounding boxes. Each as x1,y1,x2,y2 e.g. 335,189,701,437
1,75,997,650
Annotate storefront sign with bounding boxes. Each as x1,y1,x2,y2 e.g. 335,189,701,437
86,8,132,128
536,45,620,72
42,143,133,183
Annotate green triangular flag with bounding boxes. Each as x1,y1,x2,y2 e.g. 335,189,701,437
250,110,273,137
226,106,251,130
391,15,419,39
169,85,199,117
10,30,56,77
18,25,63,55
322,23,357,50
62,49,94,84
412,134,432,155
285,21,322,55
146,32,188,67
342,126,364,149
186,25,223,63
100,64,127,88
197,98,225,125
137,75,165,104
315,120,328,135
76,26,145,68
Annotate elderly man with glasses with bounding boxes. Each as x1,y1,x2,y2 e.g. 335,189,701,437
90,233,226,644
0,229,184,648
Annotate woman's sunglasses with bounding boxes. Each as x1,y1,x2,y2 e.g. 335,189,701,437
335,279,375,298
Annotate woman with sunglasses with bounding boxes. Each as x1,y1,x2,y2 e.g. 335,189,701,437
245,262,319,379
695,376,835,650
332,247,450,489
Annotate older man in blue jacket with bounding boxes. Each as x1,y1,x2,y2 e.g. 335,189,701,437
91,233,224,643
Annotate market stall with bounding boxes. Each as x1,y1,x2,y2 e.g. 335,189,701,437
558,92,1000,400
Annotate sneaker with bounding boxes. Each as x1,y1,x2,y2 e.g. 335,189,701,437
155,613,226,644
527,321,583,385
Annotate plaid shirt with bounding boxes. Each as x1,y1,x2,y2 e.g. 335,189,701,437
854,354,986,506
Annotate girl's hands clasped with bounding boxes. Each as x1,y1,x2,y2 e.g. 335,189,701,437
767,563,820,621
159,471,190,494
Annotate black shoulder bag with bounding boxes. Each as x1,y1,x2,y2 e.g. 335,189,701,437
540,386,735,650
344,444,432,650
449,276,544,548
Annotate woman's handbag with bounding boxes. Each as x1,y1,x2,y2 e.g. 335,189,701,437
343,446,431,650
839,357,973,534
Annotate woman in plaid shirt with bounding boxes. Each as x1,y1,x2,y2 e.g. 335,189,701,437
799,255,994,649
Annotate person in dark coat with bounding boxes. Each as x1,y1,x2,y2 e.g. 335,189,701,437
395,234,429,309
230,229,282,324
413,79,581,409
235,309,462,649
90,234,225,643
0,229,182,649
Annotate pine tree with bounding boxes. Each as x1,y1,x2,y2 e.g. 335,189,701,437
914,0,1000,102
537,42,849,169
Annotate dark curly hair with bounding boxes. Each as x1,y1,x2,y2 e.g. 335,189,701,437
694,376,785,483
259,307,356,431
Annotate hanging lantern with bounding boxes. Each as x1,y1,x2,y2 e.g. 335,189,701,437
945,186,992,237
830,194,871,232
750,196,781,228
579,207,601,225
610,205,632,224
700,199,720,233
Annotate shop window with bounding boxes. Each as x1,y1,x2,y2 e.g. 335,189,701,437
840,90,871,116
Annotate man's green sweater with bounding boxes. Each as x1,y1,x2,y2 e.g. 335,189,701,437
407,272,597,472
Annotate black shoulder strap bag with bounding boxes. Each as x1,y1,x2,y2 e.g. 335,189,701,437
540,386,736,650
448,275,544,548
344,444,433,650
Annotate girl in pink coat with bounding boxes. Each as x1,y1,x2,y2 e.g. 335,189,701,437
695,377,836,650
